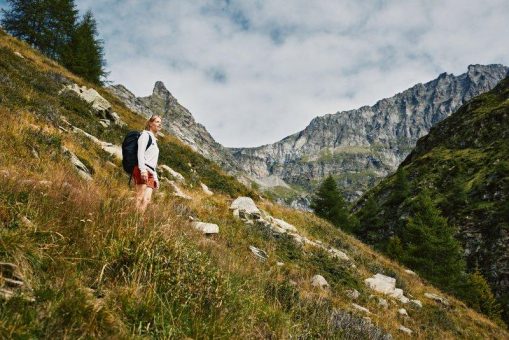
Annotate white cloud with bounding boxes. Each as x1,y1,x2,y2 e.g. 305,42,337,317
74,0,509,147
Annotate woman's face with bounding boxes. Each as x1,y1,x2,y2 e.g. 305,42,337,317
150,117,162,133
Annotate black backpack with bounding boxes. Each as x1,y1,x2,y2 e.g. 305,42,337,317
122,131,152,175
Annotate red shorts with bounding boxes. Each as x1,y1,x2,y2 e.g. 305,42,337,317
133,165,157,189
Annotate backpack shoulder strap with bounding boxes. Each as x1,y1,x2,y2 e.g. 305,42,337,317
146,134,152,151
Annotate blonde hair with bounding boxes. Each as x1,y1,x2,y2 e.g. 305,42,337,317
145,115,162,130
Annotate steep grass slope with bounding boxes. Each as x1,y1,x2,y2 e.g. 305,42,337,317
0,30,507,339
354,76,509,325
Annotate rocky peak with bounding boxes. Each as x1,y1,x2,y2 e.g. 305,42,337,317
153,81,173,99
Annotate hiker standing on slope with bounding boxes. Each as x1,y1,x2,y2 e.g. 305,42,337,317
133,115,162,212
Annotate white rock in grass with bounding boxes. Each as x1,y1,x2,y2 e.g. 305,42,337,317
347,289,360,300
411,299,422,308
268,217,297,232
192,222,219,235
230,197,260,215
404,269,417,276
163,179,191,200
14,51,24,59
365,273,410,304
398,325,413,335
159,165,185,183
200,182,213,196
61,146,92,181
398,308,408,317
311,275,329,289
424,293,450,306
63,84,112,116
378,298,389,309
352,303,370,314
249,246,268,262
328,247,350,261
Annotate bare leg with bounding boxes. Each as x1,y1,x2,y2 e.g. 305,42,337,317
136,184,154,213
136,184,147,212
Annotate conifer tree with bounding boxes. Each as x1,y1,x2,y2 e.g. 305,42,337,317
63,10,106,84
400,190,465,291
355,195,382,243
1,0,78,60
311,175,352,231
388,167,411,206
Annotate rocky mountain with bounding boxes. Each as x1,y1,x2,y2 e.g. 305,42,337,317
354,76,509,324
109,82,243,175
230,64,509,206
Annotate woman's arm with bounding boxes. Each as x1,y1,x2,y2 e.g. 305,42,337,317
137,132,149,175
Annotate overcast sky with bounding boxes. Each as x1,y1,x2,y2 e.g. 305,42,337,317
2,1,509,147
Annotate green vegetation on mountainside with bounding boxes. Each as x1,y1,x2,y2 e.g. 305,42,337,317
0,29,507,338
354,76,509,325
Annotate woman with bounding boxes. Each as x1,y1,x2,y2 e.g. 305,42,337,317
133,115,162,212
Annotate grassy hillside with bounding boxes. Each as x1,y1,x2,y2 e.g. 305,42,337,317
354,76,509,325
0,29,507,338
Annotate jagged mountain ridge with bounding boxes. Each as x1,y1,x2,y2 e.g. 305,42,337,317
230,64,509,204
109,82,242,175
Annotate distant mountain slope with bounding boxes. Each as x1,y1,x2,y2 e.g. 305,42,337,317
109,82,243,175
230,65,509,205
354,76,509,324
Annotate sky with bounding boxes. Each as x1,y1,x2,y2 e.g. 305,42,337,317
2,1,509,147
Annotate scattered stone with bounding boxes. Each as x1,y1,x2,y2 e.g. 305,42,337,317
347,289,360,300
31,148,39,159
192,222,219,235
365,274,410,304
164,179,191,200
398,308,408,317
330,310,392,340
328,247,350,261
200,182,213,196
20,216,33,228
398,325,413,335
0,262,32,302
404,269,417,276
99,119,110,128
411,299,422,308
61,146,92,181
62,84,112,117
311,275,329,289
424,292,450,306
352,303,370,314
230,197,260,217
249,246,268,262
14,51,24,59
267,217,297,232
159,165,185,183
276,262,284,267
378,298,389,309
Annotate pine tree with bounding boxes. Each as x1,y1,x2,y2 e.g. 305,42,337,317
355,195,382,243
388,167,411,206
400,190,466,291
311,175,352,231
63,10,106,84
460,270,502,320
1,0,78,60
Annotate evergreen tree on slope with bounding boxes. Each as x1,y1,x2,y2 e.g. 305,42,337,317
311,175,353,231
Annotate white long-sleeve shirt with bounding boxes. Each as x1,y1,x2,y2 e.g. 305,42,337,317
137,130,159,182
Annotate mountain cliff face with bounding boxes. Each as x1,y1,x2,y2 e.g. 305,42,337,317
230,65,509,205
354,76,509,324
109,82,242,174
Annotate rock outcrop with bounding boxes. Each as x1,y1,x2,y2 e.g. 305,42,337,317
230,65,509,205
